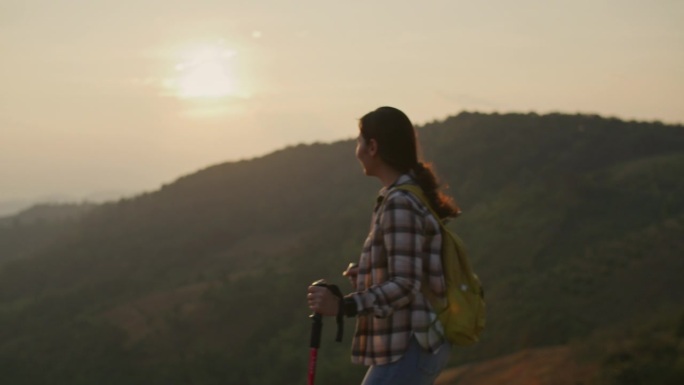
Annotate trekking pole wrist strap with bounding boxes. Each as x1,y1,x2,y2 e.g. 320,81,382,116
326,284,344,342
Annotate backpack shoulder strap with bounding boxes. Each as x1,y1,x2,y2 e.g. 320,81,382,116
393,184,478,289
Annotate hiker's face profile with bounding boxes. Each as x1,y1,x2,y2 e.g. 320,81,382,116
355,135,376,176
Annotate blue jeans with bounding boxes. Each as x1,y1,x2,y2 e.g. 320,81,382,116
360,337,452,385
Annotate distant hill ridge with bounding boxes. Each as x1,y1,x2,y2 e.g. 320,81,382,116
0,111,682,385
0,202,96,225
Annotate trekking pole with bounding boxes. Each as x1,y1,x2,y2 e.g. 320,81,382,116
308,312,323,385
307,279,344,385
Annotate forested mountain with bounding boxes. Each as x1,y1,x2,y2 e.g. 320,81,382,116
0,203,96,263
1,112,682,385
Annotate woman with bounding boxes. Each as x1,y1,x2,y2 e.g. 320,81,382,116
307,106,461,385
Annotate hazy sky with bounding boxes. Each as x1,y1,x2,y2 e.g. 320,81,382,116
1,0,683,203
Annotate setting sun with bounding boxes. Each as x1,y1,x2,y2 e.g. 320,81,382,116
169,44,237,99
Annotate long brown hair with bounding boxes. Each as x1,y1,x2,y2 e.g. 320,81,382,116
359,106,460,219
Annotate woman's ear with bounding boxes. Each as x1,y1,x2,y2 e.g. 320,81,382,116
367,138,378,157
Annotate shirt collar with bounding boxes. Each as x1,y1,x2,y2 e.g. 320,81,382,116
374,174,415,211
378,174,414,197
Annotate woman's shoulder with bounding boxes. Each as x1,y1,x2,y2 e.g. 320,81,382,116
379,189,441,234
384,187,430,216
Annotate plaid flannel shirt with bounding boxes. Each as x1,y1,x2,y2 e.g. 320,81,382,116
348,174,447,366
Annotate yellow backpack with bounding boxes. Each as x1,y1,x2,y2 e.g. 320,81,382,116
396,184,486,346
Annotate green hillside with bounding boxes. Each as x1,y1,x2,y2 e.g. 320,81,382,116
0,112,682,385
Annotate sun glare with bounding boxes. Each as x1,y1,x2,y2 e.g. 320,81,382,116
170,44,238,99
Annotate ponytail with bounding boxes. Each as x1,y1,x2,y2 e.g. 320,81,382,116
412,162,461,220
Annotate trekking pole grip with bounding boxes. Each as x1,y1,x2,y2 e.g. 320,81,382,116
308,279,345,346
309,312,323,348
309,279,328,348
